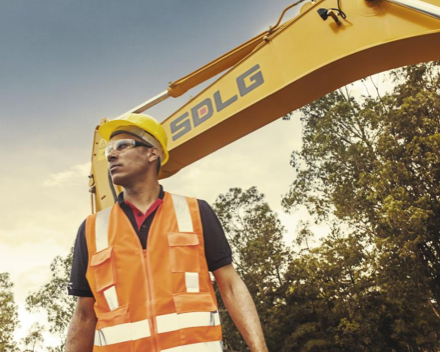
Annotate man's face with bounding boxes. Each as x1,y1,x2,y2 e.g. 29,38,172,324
106,133,156,187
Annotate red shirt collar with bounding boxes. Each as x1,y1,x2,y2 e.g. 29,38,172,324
124,198,163,231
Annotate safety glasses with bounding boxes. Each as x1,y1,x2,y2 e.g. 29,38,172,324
105,139,153,158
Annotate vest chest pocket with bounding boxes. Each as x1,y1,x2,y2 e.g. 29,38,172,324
90,246,117,293
167,233,200,273
95,303,130,330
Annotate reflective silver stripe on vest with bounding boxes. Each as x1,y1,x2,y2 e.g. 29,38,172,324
95,207,119,310
171,194,194,232
162,341,223,352
156,311,221,334
170,194,201,293
94,319,151,347
103,286,119,311
95,207,112,252
185,272,200,293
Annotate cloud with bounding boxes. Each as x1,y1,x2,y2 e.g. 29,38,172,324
43,162,91,187
162,113,302,205
0,154,90,255
0,242,55,301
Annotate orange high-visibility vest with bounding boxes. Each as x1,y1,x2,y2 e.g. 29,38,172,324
85,192,223,352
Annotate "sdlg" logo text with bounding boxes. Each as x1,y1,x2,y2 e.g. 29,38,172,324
170,64,264,141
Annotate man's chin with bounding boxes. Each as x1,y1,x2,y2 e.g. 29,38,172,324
110,175,125,187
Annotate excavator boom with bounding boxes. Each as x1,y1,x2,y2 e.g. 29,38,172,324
90,0,440,212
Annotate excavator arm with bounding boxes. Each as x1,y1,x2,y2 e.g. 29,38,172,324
90,0,440,212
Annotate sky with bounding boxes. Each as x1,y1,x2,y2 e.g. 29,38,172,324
0,0,391,348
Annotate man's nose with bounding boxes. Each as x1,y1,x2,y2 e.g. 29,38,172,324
107,149,118,162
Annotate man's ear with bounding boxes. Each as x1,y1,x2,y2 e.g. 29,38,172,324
148,148,161,163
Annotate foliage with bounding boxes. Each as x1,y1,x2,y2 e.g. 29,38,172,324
276,227,440,351
25,248,75,350
281,61,440,350
213,187,292,351
21,323,44,352
0,272,19,352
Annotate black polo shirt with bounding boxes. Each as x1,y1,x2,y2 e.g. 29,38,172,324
68,187,232,297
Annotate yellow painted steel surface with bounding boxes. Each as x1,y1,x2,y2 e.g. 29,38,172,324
90,119,123,212
92,0,440,211
167,31,268,98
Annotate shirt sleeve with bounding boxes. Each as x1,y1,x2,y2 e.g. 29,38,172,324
68,220,94,297
198,200,232,272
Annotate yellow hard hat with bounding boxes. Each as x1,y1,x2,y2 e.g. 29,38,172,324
98,113,169,165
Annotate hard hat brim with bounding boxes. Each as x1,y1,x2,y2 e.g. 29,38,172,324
98,118,169,165
98,119,139,142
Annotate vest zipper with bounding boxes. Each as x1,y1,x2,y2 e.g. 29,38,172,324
122,209,161,351
119,201,165,352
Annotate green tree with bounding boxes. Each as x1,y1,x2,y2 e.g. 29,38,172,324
213,187,291,351
0,272,19,352
277,227,426,351
282,62,440,350
21,322,44,352
25,248,76,350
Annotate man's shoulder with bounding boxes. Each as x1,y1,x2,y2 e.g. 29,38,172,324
196,199,212,210
78,218,87,231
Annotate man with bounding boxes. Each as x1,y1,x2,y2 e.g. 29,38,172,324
66,113,268,351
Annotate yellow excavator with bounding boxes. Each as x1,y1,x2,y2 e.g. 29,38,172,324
89,0,440,213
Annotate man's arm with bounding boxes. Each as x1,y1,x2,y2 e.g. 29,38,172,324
213,264,268,352
66,297,97,352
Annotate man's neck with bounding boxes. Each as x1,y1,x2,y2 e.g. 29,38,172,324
123,182,161,214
